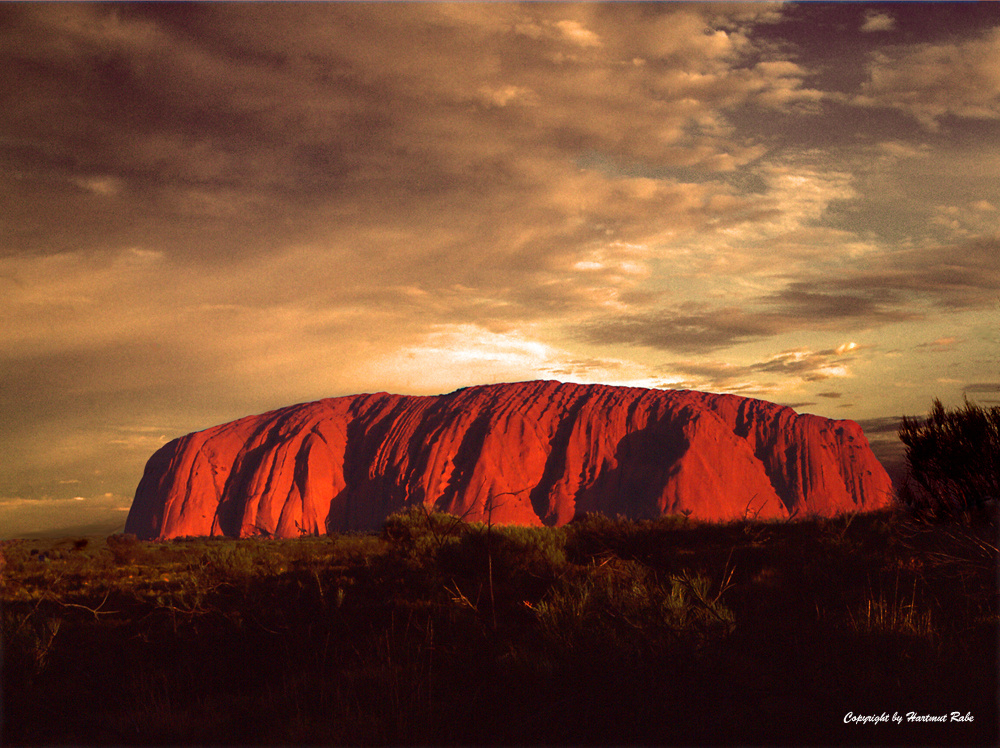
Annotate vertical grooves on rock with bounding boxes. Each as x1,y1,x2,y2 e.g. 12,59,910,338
439,408,493,518
127,381,894,539
340,393,410,529
528,384,592,525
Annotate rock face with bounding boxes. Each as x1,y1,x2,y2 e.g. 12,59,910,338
125,381,893,539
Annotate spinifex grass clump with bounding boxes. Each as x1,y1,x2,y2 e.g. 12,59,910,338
2,507,997,746
899,398,1000,519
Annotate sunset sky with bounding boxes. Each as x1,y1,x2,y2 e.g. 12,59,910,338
3,2,998,537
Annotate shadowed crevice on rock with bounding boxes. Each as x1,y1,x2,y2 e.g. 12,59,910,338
529,389,591,526
439,408,494,518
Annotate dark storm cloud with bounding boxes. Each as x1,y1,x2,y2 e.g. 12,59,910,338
583,235,1000,353
785,234,1000,306
855,416,904,437
965,383,1000,395
1,3,478,263
581,304,783,353
854,415,907,485
4,0,852,359
765,285,912,325
964,383,1000,405
582,298,895,354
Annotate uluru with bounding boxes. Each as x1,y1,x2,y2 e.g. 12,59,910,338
125,381,893,540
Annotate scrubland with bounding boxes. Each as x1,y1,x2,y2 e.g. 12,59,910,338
2,503,997,746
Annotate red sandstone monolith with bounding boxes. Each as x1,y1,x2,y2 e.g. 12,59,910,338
125,381,893,539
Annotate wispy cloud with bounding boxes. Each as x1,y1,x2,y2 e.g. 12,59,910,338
663,344,862,396
915,337,960,352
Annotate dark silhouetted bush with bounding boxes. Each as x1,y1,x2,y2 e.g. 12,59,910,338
898,399,1000,518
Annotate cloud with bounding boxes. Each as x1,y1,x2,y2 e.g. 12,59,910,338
752,348,852,381
877,141,930,160
861,11,896,34
965,383,1000,395
857,26,1000,128
820,236,1000,311
719,164,857,245
767,236,1000,325
0,3,810,226
106,428,171,451
915,337,959,352
581,283,909,353
357,323,668,394
855,416,904,437
930,201,1000,239
662,344,861,397
0,3,819,330
583,231,999,354
764,284,915,325
0,492,131,539
554,19,602,48
582,304,782,353
964,383,1000,405
361,325,562,393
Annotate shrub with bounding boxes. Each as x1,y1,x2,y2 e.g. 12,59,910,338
381,506,466,558
563,512,642,563
106,533,144,565
495,525,567,575
898,399,1000,518
0,540,29,575
198,541,284,582
438,524,568,605
532,559,734,659
2,607,63,676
